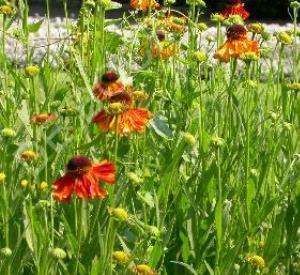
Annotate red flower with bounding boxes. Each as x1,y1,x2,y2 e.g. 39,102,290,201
92,108,152,136
220,1,250,20
53,156,116,202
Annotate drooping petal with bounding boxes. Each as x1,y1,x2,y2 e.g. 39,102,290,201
92,111,115,132
92,161,116,184
53,174,75,202
117,108,152,136
74,174,107,199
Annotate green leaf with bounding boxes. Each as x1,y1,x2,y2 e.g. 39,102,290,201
27,19,44,33
150,115,173,139
170,261,198,275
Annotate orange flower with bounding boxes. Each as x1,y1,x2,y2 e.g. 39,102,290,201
130,0,160,12
220,0,249,20
214,24,259,62
159,16,187,33
92,108,152,136
52,156,116,202
93,70,128,101
131,264,156,275
92,91,151,136
151,42,178,59
31,113,57,124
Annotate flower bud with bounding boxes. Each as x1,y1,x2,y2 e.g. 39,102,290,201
276,31,293,45
211,13,225,23
127,172,143,185
192,51,208,63
211,135,225,147
0,247,12,257
148,225,160,238
0,5,15,16
288,82,300,92
112,251,130,264
20,150,38,161
1,128,16,138
109,207,129,221
290,1,300,9
132,90,148,101
0,172,6,182
39,181,48,190
51,248,67,259
20,179,29,187
183,132,197,146
197,23,208,31
186,0,206,7
246,255,265,268
25,65,40,77
247,23,264,34
132,264,155,275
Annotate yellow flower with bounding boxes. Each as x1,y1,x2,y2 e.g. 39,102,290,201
112,251,130,264
20,150,38,161
246,255,265,268
0,172,6,182
0,4,15,16
40,181,48,190
25,65,40,77
109,207,129,221
20,179,29,187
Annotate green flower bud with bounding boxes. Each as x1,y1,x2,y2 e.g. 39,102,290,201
25,65,40,77
0,247,12,257
1,128,16,137
51,248,67,259
183,132,197,146
192,51,208,63
290,1,300,9
197,22,208,31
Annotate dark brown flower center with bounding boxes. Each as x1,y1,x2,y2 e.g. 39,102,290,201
110,92,133,105
156,31,165,41
226,24,247,40
101,70,120,83
67,156,92,175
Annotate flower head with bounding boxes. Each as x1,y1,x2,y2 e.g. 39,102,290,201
132,264,156,275
247,23,264,34
40,181,48,190
92,88,152,136
20,150,38,162
214,24,259,62
51,248,67,259
1,128,16,138
0,4,15,16
109,207,129,221
276,31,293,45
220,1,249,20
31,113,57,125
246,255,265,268
112,251,130,264
0,172,6,182
130,0,159,12
93,70,128,101
52,155,116,202
25,65,40,77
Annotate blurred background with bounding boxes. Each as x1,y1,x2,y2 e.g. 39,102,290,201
27,0,292,20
